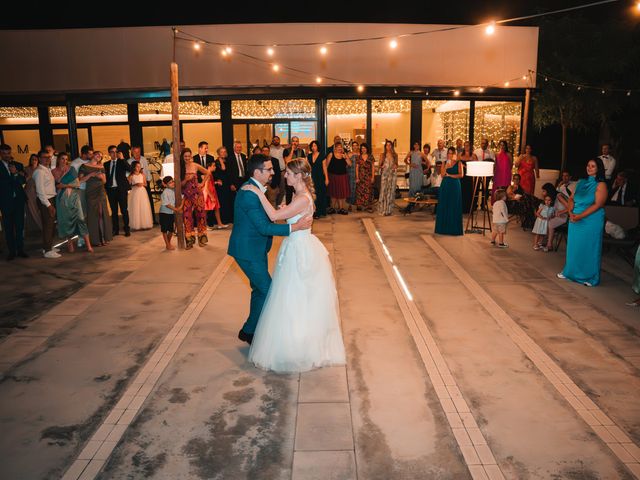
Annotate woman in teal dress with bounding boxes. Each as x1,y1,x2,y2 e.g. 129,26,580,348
557,158,607,286
435,147,464,236
56,168,93,253
307,140,328,218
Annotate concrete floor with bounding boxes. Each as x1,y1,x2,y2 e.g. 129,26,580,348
1,207,639,480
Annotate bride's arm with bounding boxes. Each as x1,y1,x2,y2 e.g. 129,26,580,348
244,186,307,221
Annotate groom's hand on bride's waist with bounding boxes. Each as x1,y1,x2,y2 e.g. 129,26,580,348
291,215,313,232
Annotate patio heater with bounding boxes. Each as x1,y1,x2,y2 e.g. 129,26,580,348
465,161,494,235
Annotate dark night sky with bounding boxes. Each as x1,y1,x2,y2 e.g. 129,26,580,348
1,1,631,29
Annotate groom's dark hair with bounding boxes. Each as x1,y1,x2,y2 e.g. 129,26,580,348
247,154,268,178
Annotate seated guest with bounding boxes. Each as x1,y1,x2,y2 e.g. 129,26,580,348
608,171,636,206
422,161,443,197
555,170,575,198
507,174,541,230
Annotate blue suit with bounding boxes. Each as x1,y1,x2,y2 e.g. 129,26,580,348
228,179,290,334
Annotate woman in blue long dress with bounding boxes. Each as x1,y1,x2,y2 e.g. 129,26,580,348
558,158,607,286
56,168,93,253
307,140,328,218
435,147,464,236
405,141,429,197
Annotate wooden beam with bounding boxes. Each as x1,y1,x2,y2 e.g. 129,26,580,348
520,88,531,155
171,62,185,250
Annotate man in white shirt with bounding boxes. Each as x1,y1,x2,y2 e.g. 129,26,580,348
431,139,447,163
33,150,60,258
129,146,157,224
556,171,575,198
474,138,496,162
269,136,286,205
599,144,616,181
45,145,57,170
163,140,185,165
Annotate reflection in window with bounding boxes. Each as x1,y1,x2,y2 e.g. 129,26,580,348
474,101,522,155
183,123,223,156
75,104,128,123
52,129,70,153
143,126,173,158
0,107,38,125
139,101,221,121
248,124,273,151
422,101,471,150
290,121,317,149
326,100,366,153
372,100,411,160
1,129,40,164
233,124,248,154
91,125,130,156
232,100,315,119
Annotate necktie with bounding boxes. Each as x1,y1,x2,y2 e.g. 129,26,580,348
110,161,116,187
237,154,244,176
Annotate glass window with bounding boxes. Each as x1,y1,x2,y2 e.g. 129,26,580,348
49,106,67,124
182,123,223,156
372,100,411,160
422,100,471,151
77,128,90,152
248,124,273,151
143,126,173,158
75,104,128,123
290,121,317,149
474,101,522,155
233,124,248,154
326,100,367,154
1,130,40,164
139,101,221,121
232,100,315,119
274,123,289,144
91,125,130,156
0,107,38,125
52,128,70,153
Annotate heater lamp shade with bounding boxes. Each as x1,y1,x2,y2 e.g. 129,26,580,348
161,162,174,179
466,161,494,177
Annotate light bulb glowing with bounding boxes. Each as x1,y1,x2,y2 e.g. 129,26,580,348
221,49,228,57
522,75,527,80
485,22,496,35
478,87,485,93
193,42,201,51
320,46,328,55
357,85,364,93
389,39,398,49
453,90,460,96
316,76,323,84
272,64,280,72
504,81,510,87
225,47,233,54
267,47,275,57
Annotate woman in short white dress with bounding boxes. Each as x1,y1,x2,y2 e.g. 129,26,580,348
128,161,154,230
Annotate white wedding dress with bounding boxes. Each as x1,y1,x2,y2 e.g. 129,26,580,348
249,192,346,373
128,174,153,230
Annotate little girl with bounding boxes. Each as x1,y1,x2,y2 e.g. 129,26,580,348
533,195,555,251
491,189,509,248
128,161,154,230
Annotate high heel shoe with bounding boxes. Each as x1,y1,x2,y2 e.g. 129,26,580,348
198,234,208,247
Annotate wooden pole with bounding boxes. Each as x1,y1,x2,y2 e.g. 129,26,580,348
171,61,185,249
520,88,531,156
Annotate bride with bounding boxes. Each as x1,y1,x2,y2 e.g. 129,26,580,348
242,157,346,373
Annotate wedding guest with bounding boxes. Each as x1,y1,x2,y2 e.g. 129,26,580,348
458,141,475,212
455,138,464,157
24,153,42,232
71,145,93,173
532,195,555,251
33,149,60,258
262,145,282,209
160,138,171,158
71,145,93,244
228,140,248,195
117,139,131,159
435,147,464,236
202,157,228,230
80,152,112,247
181,148,210,249
45,144,58,170
627,245,640,306
307,140,328,217
515,144,539,195
51,152,69,183
546,182,570,252
556,171,575,197
378,140,398,216
104,145,131,236
608,172,635,206
423,161,443,196
558,158,607,286
405,141,429,197
355,142,375,213
269,136,286,205
128,146,156,224
347,140,359,210
160,176,180,250
598,144,616,182
163,139,185,165
326,143,351,215
327,135,342,155
0,144,28,260
56,164,92,253
493,140,513,199
491,189,509,248
213,146,234,225
289,136,305,158
474,138,495,162
431,139,447,164
128,161,154,230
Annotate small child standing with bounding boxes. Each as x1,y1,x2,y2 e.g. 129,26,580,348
491,189,509,248
533,195,555,251
160,176,181,250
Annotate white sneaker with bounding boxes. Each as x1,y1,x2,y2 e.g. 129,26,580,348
215,224,230,229
44,250,61,258
207,226,216,231
556,272,566,279
583,281,593,287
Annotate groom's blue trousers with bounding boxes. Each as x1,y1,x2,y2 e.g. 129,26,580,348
235,257,272,334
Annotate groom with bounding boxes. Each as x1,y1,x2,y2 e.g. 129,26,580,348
228,154,312,344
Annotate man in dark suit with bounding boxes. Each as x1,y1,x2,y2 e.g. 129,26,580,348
228,140,248,192
193,141,214,183
608,171,636,206
261,145,281,207
0,144,28,260
104,145,132,236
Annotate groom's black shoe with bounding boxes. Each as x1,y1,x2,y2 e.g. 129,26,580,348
238,329,253,345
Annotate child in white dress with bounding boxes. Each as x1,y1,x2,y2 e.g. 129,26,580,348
128,161,154,230
533,195,555,251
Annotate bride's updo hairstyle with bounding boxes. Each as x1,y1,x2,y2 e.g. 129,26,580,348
287,157,315,198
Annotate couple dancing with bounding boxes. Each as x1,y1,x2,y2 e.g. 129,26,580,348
227,154,346,373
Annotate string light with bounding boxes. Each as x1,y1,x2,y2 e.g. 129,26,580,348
478,87,485,93
504,81,510,87
221,49,229,57
225,46,233,55
272,64,280,72
267,47,275,57
316,76,323,84
357,85,365,93
0,107,39,119
485,22,496,35
389,39,398,49
193,42,201,51
232,100,316,119
320,46,328,56
453,90,460,96
327,100,367,115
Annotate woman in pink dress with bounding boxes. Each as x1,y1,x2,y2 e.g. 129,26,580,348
515,144,539,195
492,140,513,200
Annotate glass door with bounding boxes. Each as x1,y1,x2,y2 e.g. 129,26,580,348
249,124,273,151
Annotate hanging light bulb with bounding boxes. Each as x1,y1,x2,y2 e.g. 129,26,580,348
453,90,460,96
478,87,485,93
193,42,201,51
504,81,510,87
389,39,398,49
602,89,606,94
394,88,398,94
225,46,233,55
357,85,365,93
221,49,228,57
316,76,323,84
267,47,275,57
544,77,549,82
272,64,280,72
485,22,496,35
320,46,328,56
425,90,429,96
577,86,582,91
562,82,566,87
522,75,527,80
